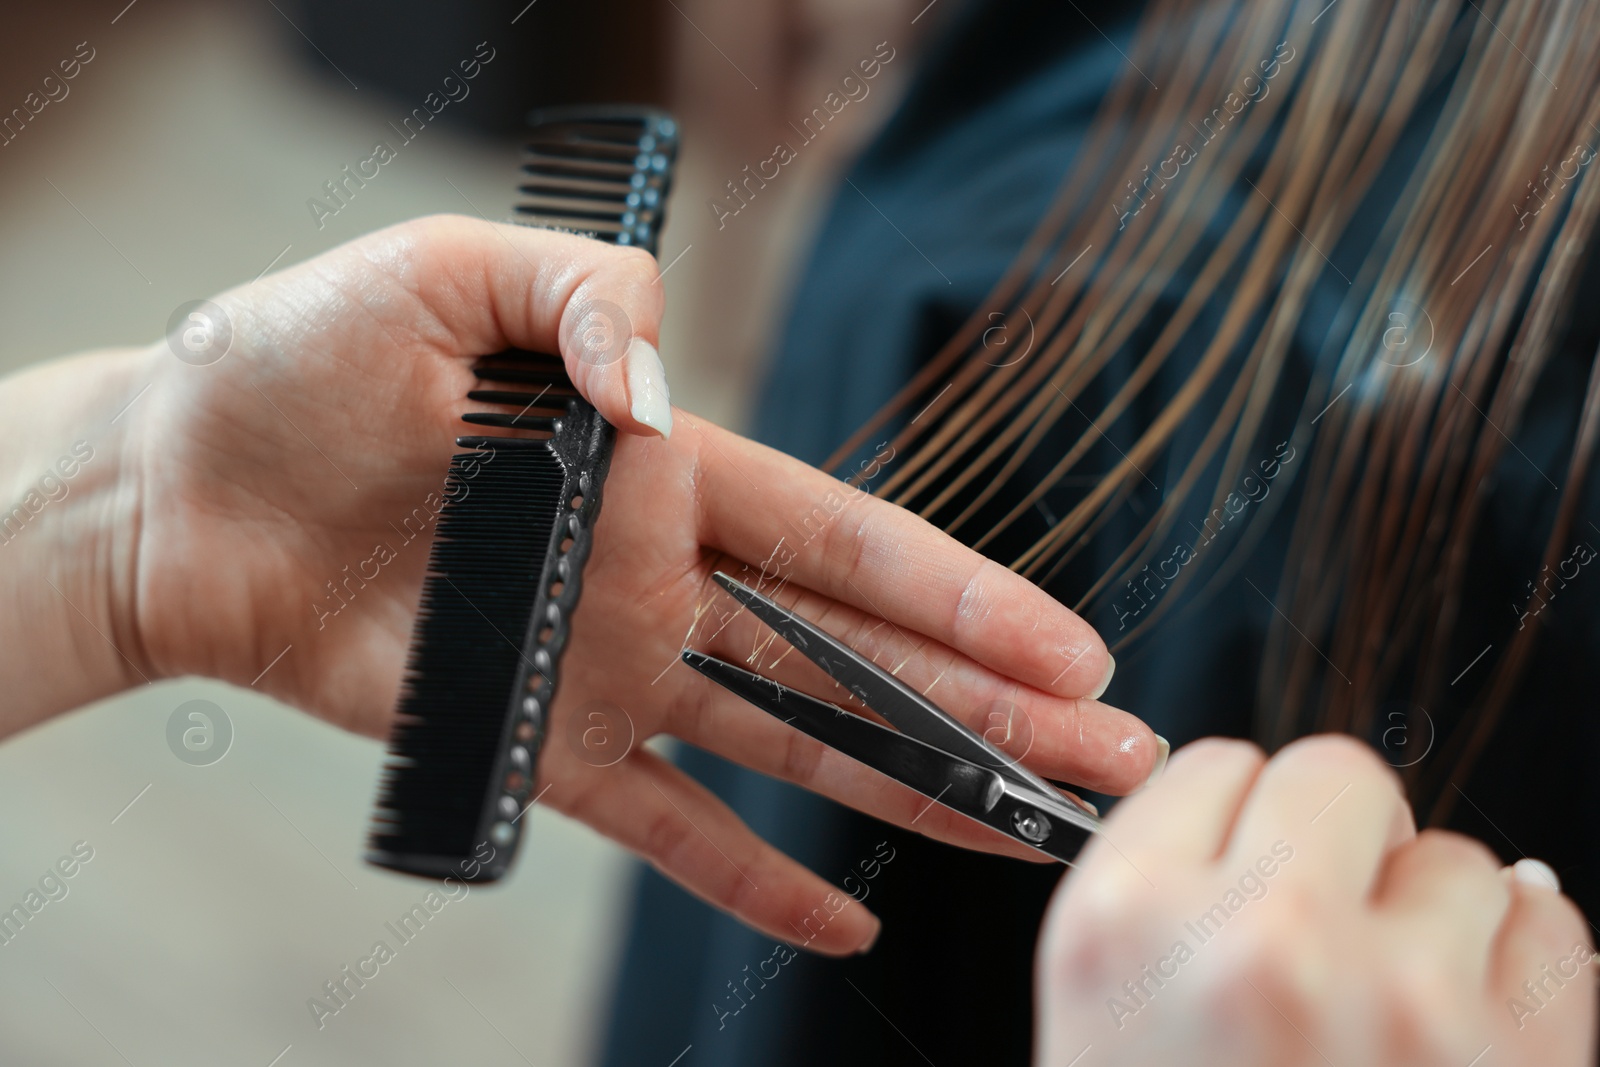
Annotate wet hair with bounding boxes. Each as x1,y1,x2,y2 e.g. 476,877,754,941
829,0,1600,819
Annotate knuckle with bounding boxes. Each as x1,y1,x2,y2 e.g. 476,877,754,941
379,213,474,272
1206,907,1326,1019
719,859,764,918
835,611,941,695
777,726,828,787
586,246,661,315
639,806,695,870
949,559,994,646
1276,733,1399,791
1250,879,1324,938
953,558,988,613
834,612,892,666
819,497,873,578
1411,829,1502,875
1042,889,1154,994
663,673,714,741
385,212,452,248
609,244,660,281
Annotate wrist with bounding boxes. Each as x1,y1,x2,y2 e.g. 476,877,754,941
0,345,156,735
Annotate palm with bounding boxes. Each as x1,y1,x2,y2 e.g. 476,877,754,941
135,250,481,735
127,217,1162,953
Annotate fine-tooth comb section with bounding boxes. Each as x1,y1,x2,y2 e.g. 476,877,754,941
368,106,677,882
369,454,565,860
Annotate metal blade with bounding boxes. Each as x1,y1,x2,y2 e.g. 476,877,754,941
681,650,1096,862
709,571,1065,798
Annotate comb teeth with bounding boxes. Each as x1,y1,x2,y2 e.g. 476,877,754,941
368,450,564,872
369,106,675,883
466,388,572,407
514,106,678,248
460,411,562,431
472,365,580,389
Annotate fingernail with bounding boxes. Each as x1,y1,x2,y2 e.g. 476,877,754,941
625,337,672,438
1089,654,1116,701
1508,857,1561,892
857,917,882,954
1142,735,1170,790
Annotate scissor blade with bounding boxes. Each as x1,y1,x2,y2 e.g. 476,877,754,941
709,571,1008,771
681,650,1095,863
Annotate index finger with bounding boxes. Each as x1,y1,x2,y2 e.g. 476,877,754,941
685,414,1114,699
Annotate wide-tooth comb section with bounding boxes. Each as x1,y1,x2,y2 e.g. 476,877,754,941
460,412,560,431
465,353,570,441
472,366,580,389
514,106,677,248
466,388,572,406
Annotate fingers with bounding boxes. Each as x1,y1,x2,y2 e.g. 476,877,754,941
1491,872,1596,1047
349,214,672,438
668,676,1045,863
686,579,1161,794
1100,738,1266,869
684,415,1113,699
1492,862,1590,984
1373,830,1511,982
1221,735,1414,903
551,746,881,956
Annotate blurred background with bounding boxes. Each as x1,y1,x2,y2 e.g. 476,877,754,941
0,0,927,1063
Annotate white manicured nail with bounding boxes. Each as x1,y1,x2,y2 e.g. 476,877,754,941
1089,654,1116,700
1143,735,1170,790
625,338,672,438
1510,858,1561,892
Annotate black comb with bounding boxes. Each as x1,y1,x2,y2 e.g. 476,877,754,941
368,107,679,881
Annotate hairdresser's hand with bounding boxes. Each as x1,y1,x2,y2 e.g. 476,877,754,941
6,215,1159,956
1035,736,1596,1066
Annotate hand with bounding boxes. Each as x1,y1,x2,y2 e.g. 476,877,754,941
12,216,1162,955
1035,735,1596,1065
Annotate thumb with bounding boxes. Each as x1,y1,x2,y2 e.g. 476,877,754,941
367,213,673,438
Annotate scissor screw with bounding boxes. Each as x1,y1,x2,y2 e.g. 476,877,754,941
1012,808,1051,844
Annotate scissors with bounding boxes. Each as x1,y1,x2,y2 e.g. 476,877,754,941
680,571,1103,863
